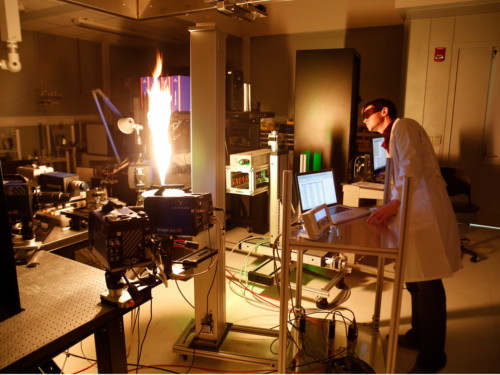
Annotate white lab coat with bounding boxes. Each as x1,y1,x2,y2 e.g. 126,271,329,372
388,118,462,282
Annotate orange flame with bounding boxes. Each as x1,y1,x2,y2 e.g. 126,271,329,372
147,53,172,186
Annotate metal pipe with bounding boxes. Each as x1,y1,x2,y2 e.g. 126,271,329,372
15,128,21,159
386,176,412,373
91,89,121,163
278,170,292,374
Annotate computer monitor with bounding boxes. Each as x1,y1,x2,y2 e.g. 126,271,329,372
296,169,338,213
371,136,387,177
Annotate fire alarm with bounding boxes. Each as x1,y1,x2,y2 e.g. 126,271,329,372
434,47,446,62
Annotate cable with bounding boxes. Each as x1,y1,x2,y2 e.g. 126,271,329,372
67,352,277,374
73,361,97,374
79,340,94,366
174,278,195,309
225,268,280,310
225,235,270,267
135,299,153,373
170,252,219,279
225,233,286,311
59,350,69,374
135,305,141,374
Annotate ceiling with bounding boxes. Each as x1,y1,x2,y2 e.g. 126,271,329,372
16,0,405,48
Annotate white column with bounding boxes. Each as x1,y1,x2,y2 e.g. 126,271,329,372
189,23,226,213
189,22,227,343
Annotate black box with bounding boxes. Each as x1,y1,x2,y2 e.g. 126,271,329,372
144,192,212,236
89,206,152,272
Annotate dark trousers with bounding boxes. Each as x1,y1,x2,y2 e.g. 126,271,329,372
406,279,447,368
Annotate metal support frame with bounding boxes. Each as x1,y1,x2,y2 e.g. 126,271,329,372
172,320,278,367
172,26,281,368
278,170,412,373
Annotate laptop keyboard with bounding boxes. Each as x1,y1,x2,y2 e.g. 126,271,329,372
352,181,384,190
329,206,349,214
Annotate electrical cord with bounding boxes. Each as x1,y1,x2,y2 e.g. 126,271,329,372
68,351,279,374
225,235,270,268
275,307,361,373
135,299,153,373
174,278,195,309
171,215,223,280
170,252,219,279
225,268,280,310
225,235,281,311
134,305,142,374
59,350,69,374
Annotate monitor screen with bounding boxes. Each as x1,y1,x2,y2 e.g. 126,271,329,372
372,137,387,175
296,169,338,212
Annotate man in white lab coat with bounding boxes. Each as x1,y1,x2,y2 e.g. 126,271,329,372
362,98,462,373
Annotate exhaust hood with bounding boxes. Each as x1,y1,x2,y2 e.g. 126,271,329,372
62,0,268,21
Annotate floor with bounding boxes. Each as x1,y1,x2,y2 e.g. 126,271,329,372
53,223,500,374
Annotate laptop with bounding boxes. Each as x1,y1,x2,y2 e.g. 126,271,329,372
296,169,369,224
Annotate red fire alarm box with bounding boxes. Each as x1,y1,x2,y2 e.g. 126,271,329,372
434,47,446,62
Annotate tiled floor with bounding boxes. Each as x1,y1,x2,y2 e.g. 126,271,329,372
53,224,500,374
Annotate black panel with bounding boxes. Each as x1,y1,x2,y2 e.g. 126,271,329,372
294,49,360,196
0,162,22,321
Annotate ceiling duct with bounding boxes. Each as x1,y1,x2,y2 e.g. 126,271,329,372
61,0,268,21
216,1,267,21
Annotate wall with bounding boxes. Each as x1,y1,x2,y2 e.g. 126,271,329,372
0,30,102,117
250,30,346,120
0,30,189,161
345,25,405,128
404,11,500,159
403,10,500,226
249,26,405,123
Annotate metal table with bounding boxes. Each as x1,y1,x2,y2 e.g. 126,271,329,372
0,251,141,373
278,171,412,373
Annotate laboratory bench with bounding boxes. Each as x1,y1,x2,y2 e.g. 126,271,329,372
0,251,146,374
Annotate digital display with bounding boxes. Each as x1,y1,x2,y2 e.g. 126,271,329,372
314,207,327,222
372,137,387,174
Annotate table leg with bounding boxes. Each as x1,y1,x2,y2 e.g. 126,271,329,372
94,316,128,374
373,257,386,332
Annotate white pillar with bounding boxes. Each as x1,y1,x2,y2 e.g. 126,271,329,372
189,23,226,213
189,22,227,343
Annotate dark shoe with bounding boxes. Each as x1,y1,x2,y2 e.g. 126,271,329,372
385,333,419,350
410,352,447,374
398,333,420,350
407,363,445,373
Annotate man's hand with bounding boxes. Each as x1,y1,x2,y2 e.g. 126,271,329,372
366,199,400,225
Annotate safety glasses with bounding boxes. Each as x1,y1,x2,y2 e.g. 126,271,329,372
362,107,382,120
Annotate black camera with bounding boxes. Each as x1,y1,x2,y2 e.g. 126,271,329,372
89,203,153,272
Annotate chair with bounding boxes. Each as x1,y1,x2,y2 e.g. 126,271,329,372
440,167,479,262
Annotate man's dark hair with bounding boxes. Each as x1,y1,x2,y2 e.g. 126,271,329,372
362,98,398,119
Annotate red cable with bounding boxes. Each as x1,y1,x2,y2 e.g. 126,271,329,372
73,361,96,374
225,269,280,308
129,363,276,373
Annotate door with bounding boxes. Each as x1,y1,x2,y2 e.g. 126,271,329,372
447,46,500,227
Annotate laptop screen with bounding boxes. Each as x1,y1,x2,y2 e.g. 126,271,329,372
296,169,338,212
372,136,387,174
